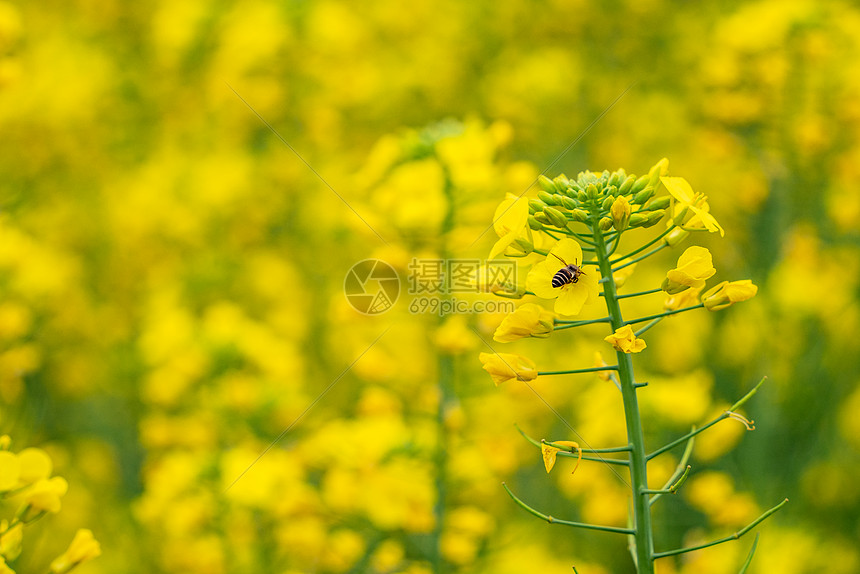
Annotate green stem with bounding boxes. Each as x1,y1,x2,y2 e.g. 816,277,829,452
538,365,618,376
653,499,788,559
615,287,664,300
634,318,663,337
650,433,695,506
610,226,676,265
593,220,655,573
553,316,612,330
624,304,704,326
503,483,634,535
612,244,667,272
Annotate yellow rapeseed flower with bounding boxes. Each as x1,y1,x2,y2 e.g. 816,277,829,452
662,246,716,294
0,451,19,491
478,352,538,385
49,529,101,574
488,193,531,259
492,303,554,342
702,279,758,311
661,176,725,236
604,325,646,353
22,476,68,515
526,238,599,316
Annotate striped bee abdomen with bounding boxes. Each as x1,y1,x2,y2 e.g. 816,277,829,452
551,264,584,288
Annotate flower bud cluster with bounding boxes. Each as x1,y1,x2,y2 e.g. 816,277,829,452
528,158,670,233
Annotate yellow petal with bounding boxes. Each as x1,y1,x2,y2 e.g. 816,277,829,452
541,443,559,473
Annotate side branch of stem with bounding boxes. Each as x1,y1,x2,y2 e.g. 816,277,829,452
503,483,634,535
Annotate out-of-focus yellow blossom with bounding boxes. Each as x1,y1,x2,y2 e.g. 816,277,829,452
526,238,599,316
664,285,703,310
16,447,52,485
604,325,646,353
612,258,637,288
702,279,758,311
433,315,477,353
541,440,580,474
492,303,554,342
661,176,725,236
478,352,538,385
488,193,531,259
23,476,68,515
663,246,716,294
0,520,21,561
593,351,613,381
686,471,758,528
322,529,365,572
0,451,19,490
0,556,13,574
49,528,101,574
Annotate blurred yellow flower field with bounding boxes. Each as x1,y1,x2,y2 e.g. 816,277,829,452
1,0,860,572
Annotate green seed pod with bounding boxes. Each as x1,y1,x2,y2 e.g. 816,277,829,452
571,208,589,222
647,196,671,211
534,212,551,225
599,216,614,231
601,195,615,211
527,215,543,230
544,206,568,228
537,190,557,205
628,213,648,228
560,196,577,210
528,199,546,213
538,174,557,193
618,175,636,195
642,209,666,227
632,186,655,204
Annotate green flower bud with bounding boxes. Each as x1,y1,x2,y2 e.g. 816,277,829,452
601,195,615,211
544,206,568,228
537,190,557,205
577,190,588,202
618,175,636,195
571,209,589,222
527,215,543,230
628,213,648,228
607,185,618,197
510,237,535,256
586,183,598,198
528,199,546,213
534,212,551,225
632,186,655,204
631,174,650,194
553,174,570,188
560,196,577,210
538,174,557,193
647,196,671,211
599,216,613,231
642,209,666,227
608,171,622,188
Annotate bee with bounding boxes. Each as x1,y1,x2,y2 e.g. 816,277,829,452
550,253,586,288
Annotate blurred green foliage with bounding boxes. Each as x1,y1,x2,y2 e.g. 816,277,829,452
1,0,859,572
